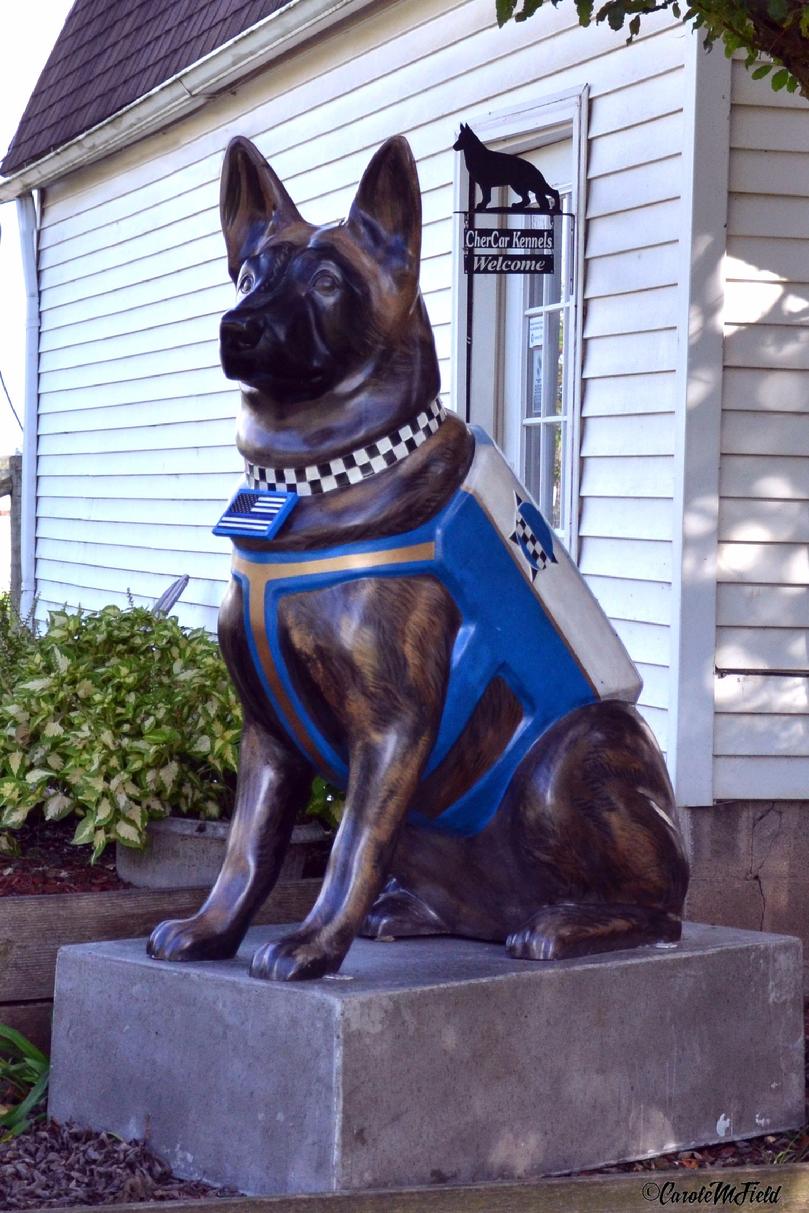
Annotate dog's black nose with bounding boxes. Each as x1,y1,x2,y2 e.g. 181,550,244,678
221,312,263,352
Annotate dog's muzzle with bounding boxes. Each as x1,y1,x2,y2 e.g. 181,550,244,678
221,311,263,353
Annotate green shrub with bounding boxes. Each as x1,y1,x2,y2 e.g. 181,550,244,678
0,600,345,860
0,605,241,860
307,776,344,829
0,594,37,694
0,1025,49,1139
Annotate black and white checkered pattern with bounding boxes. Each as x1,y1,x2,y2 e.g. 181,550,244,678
515,516,550,569
245,398,446,495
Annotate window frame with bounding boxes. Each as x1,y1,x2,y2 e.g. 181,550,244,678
451,85,589,562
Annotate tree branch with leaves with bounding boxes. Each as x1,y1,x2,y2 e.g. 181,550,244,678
496,0,809,99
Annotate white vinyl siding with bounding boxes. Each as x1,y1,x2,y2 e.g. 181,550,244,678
34,0,684,755
579,55,685,751
714,60,809,798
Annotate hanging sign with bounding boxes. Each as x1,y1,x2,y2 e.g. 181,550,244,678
453,122,563,276
463,225,554,275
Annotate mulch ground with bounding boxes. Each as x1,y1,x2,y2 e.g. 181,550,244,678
0,820,128,897
0,1123,237,1208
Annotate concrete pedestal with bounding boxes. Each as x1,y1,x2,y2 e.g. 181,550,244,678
49,923,804,1196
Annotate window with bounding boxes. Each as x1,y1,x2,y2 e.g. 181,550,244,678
452,89,587,559
503,180,575,546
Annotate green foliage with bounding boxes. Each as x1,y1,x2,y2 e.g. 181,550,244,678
306,777,345,828
0,605,241,860
772,1130,809,1164
0,832,20,858
0,599,344,859
496,0,809,97
0,594,37,695
0,1025,49,1140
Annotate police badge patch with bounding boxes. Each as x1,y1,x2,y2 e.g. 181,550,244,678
509,494,558,581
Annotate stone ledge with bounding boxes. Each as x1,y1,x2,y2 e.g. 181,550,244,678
49,923,804,1196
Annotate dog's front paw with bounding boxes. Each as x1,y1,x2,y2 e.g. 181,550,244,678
147,915,239,963
249,933,342,982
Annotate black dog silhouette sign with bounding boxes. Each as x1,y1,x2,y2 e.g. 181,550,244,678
453,123,561,213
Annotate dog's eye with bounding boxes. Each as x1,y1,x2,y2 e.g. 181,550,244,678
312,270,340,297
239,273,255,294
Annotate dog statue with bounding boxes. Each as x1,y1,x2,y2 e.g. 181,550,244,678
453,122,561,212
148,134,688,981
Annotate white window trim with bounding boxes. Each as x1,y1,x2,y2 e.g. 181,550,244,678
450,85,589,562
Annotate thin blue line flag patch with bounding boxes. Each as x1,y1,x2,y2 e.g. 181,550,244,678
213,488,298,539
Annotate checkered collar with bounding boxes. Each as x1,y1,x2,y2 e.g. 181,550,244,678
245,398,446,496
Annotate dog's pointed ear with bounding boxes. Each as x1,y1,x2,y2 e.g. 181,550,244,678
220,136,302,282
348,136,421,299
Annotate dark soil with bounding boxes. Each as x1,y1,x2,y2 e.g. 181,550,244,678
0,820,128,897
0,816,329,896
0,1122,237,1208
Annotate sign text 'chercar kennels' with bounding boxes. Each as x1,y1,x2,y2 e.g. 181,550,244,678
463,225,554,275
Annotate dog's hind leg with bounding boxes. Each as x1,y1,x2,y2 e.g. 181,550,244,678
362,700,690,958
364,700,689,962
530,190,552,213
501,699,689,961
507,903,681,961
361,875,450,939
361,813,546,944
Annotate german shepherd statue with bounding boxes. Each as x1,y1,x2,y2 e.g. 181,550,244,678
453,122,561,213
148,134,688,981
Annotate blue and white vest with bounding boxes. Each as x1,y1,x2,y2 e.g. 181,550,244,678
222,430,641,837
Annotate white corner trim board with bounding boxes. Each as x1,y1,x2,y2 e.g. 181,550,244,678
16,193,38,621
0,0,377,202
667,39,730,807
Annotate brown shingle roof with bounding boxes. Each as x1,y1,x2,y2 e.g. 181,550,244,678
2,0,292,176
